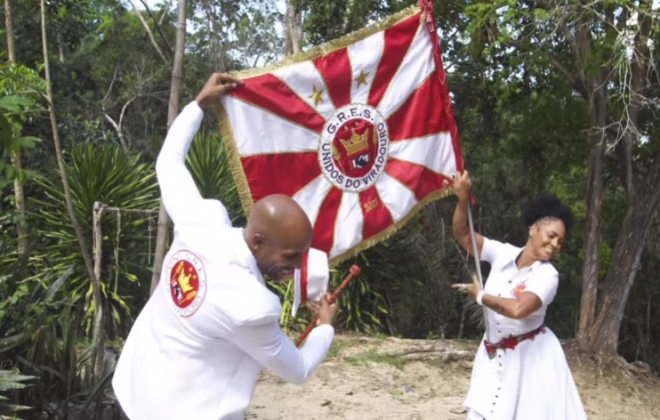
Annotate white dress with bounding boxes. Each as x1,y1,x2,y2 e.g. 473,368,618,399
463,238,588,420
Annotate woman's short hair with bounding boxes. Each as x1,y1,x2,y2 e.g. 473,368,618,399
521,194,574,235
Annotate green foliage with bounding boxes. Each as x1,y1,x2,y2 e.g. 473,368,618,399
0,62,46,190
29,143,159,337
0,369,34,419
186,132,244,225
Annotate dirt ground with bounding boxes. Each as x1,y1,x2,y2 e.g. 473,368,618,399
248,334,660,420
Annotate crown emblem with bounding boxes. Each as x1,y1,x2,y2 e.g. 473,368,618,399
340,128,370,156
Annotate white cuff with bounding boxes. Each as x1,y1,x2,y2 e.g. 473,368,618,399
476,290,485,306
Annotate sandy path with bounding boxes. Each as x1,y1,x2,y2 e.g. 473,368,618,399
248,336,660,420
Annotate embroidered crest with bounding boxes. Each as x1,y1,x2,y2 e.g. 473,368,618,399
319,104,389,193
166,250,207,317
512,283,527,298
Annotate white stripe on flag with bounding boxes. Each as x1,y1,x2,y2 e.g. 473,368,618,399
347,31,385,105
388,132,457,176
377,23,436,119
375,173,418,223
273,61,336,121
293,175,333,226
331,192,363,258
223,95,320,156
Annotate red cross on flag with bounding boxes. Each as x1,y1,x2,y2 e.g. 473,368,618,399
215,3,464,264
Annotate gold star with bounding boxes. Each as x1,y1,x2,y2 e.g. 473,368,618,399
355,70,369,88
309,85,324,107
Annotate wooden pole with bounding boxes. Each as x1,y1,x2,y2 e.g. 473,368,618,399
150,0,187,295
92,203,106,381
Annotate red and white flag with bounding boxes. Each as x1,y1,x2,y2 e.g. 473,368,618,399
216,3,464,263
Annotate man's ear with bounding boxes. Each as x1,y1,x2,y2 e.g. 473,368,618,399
250,233,265,251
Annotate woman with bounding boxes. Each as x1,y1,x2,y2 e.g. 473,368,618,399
451,171,588,420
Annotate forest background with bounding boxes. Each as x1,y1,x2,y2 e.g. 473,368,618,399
1,0,660,417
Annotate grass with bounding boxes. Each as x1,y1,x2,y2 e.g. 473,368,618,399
345,349,406,370
427,358,445,367
327,337,359,359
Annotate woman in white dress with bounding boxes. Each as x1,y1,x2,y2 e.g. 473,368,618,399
451,171,588,420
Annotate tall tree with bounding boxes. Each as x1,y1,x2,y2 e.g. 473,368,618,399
39,0,105,379
285,0,303,55
4,0,28,255
151,0,187,294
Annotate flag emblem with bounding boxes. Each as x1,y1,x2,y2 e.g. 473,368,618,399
215,5,463,263
320,104,389,192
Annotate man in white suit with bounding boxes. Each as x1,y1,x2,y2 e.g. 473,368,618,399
113,73,338,420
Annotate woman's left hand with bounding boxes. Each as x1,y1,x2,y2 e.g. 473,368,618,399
452,274,482,301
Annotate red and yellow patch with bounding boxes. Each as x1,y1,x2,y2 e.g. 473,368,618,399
513,283,527,298
166,250,206,317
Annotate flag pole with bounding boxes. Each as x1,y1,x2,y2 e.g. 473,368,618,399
467,196,490,342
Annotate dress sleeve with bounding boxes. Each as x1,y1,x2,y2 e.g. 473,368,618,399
480,237,508,265
523,264,559,306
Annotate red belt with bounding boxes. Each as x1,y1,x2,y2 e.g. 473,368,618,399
483,324,546,359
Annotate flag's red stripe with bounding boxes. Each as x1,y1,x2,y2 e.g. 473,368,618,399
358,186,394,240
385,158,451,202
387,70,451,141
367,14,421,108
241,152,321,202
313,49,352,109
311,187,343,255
228,74,326,133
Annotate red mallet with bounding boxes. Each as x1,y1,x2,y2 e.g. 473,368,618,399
295,265,361,347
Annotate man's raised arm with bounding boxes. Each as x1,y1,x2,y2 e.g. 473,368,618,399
156,73,242,226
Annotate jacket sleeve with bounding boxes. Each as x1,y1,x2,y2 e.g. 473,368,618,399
155,101,212,227
229,316,335,386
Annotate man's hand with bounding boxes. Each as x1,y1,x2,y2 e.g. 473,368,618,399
196,73,244,108
318,294,338,326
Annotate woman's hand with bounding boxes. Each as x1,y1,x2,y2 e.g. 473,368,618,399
452,274,482,301
453,170,472,202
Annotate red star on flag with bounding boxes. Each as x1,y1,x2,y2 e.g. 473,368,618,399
216,4,463,264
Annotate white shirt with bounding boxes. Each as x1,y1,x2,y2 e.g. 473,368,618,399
112,101,335,420
480,237,559,343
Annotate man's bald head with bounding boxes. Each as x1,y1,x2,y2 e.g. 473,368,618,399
244,194,313,281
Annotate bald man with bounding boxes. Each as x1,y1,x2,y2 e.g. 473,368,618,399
112,74,338,420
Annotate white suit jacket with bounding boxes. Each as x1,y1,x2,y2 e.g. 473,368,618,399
112,101,335,420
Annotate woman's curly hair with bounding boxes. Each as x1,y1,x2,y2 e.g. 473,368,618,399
521,194,574,235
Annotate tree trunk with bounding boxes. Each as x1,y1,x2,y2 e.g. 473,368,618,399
10,153,28,253
576,78,608,347
4,0,29,255
41,0,103,379
584,156,660,353
150,0,187,294
5,0,16,62
285,0,303,55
